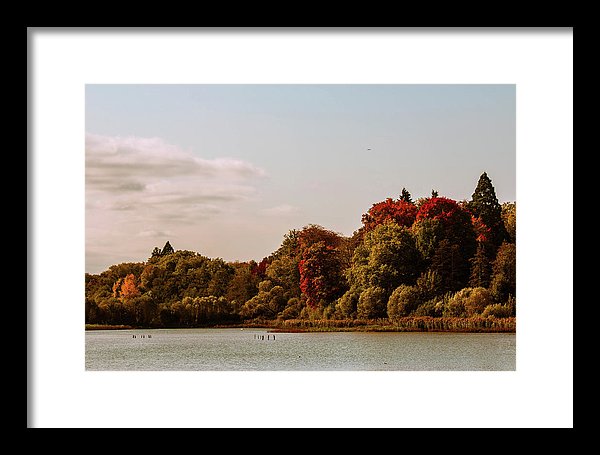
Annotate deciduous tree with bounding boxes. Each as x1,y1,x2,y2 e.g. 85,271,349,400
361,198,417,232
347,222,423,295
490,242,516,303
357,286,387,319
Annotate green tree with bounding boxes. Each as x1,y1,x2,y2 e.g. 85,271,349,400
240,280,287,320
502,202,516,244
469,243,493,288
414,197,477,285
278,297,303,320
387,284,421,319
271,229,300,260
430,239,471,293
335,290,360,319
490,242,516,302
447,287,493,316
443,296,466,317
225,262,260,307
263,229,303,300
266,255,301,298
357,286,387,319
415,270,443,301
347,223,423,296
412,218,443,262
482,303,513,318
204,258,235,297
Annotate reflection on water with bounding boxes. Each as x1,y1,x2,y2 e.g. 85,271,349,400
85,328,515,371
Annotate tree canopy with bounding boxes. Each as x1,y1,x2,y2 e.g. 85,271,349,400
85,173,515,327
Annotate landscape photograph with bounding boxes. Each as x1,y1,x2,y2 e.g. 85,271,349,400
85,84,516,371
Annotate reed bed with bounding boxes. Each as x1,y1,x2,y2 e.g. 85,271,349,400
85,324,134,330
273,317,515,333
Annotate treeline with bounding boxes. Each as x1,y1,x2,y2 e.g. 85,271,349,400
85,172,516,328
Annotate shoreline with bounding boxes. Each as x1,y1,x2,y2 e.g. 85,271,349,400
85,324,135,331
86,317,515,333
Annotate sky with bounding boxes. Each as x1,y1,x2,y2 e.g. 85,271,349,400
85,84,515,274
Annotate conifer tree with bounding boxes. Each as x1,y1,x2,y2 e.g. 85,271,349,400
161,241,174,255
469,243,492,288
468,172,506,248
399,187,413,203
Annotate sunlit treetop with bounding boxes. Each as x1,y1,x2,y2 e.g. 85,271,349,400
361,198,417,232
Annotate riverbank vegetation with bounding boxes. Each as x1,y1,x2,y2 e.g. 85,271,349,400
85,172,516,332
85,324,134,330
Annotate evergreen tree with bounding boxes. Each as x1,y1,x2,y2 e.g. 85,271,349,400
162,241,175,255
468,172,506,248
399,187,413,203
469,243,493,288
430,239,470,293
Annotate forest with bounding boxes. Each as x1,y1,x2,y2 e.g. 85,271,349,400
85,172,516,329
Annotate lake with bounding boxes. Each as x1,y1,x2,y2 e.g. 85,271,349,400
86,328,515,371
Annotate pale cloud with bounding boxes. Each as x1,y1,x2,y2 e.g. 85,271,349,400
86,133,265,194
137,230,174,238
86,133,267,273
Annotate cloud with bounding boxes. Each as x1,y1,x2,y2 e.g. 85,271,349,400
86,133,267,272
86,133,265,194
86,133,265,213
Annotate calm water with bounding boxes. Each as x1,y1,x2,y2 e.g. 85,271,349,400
86,328,515,371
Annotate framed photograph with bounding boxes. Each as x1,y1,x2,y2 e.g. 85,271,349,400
29,28,573,428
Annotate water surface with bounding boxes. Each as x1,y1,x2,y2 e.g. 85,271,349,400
86,328,515,371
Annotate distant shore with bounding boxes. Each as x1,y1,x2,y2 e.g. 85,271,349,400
86,317,515,333
85,324,135,330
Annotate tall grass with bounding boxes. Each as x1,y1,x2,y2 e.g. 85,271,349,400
273,317,515,332
85,324,134,330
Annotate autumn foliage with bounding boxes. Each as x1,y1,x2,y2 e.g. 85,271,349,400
297,225,346,308
416,197,468,225
299,242,345,307
85,172,515,328
361,198,418,232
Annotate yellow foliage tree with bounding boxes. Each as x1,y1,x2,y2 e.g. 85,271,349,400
119,273,140,302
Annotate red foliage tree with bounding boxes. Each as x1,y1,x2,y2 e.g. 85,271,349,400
296,225,347,307
250,257,270,279
471,215,492,243
361,198,417,232
416,197,466,225
415,197,477,290
416,197,476,242
297,224,342,250
298,242,345,308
